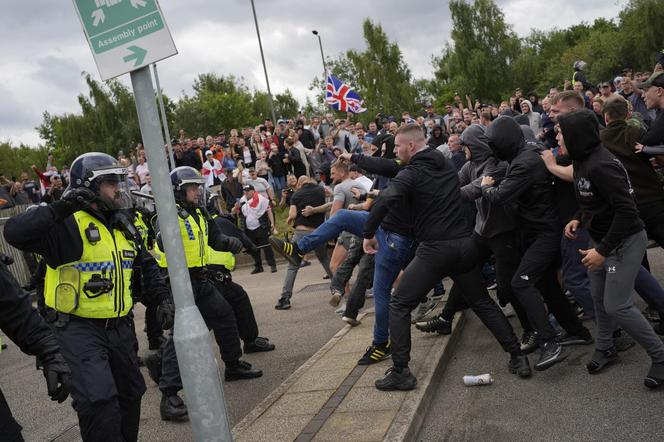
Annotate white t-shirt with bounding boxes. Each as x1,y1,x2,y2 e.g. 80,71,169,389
244,177,271,199
135,163,149,185
353,175,373,193
240,193,270,231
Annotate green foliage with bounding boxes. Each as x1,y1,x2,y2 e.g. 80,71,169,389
0,142,49,179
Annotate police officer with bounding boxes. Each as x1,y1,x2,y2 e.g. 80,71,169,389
4,152,174,442
0,254,71,442
149,166,263,421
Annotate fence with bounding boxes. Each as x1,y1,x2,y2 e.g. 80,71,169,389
0,204,32,286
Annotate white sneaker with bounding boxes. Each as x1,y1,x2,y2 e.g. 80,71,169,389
335,302,347,315
500,303,515,318
366,288,374,299
342,316,361,327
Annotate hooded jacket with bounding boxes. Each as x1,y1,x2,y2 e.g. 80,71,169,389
481,116,560,232
559,109,644,257
520,100,542,133
600,119,664,208
427,125,447,148
458,124,516,238
364,147,469,241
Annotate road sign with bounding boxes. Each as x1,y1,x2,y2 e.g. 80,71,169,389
72,0,177,80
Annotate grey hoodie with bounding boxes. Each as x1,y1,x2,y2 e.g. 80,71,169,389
458,124,517,238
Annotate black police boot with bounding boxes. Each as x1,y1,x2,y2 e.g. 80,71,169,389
225,360,263,381
251,266,264,275
160,393,188,421
244,337,276,353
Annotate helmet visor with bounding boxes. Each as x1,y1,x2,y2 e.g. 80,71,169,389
182,183,207,208
95,168,132,210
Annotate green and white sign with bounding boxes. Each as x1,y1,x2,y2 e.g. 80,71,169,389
73,0,177,80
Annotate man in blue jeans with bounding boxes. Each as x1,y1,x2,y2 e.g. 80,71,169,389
271,152,414,365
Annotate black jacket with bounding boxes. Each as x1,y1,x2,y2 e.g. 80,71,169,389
364,147,469,241
0,259,59,357
482,116,560,232
427,125,447,148
4,203,169,306
560,109,644,257
350,154,413,238
640,109,664,146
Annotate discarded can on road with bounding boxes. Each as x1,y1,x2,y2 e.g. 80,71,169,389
463,373,493,386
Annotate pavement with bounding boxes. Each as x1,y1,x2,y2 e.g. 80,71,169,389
417,248,664,442
1,258,350,441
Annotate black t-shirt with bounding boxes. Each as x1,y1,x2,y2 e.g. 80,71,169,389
554,154,578,224
291,183,326,228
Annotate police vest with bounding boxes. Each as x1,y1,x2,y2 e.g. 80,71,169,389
134,211,151,250
207,246,235,271
154,207,209,269
44,211,137,319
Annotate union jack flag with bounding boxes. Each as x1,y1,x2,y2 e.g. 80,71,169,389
325,74,366,113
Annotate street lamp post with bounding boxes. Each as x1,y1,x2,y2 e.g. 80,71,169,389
249,0,278,125
312,30,327,75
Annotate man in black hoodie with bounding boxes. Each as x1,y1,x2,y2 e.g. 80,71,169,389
559,109,664,387
427,125,447,148
481,116,592,371
366,124,528,391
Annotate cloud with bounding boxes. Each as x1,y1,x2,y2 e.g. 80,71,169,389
0,0,623,146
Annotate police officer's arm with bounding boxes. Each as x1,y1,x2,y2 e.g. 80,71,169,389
214,217,257,253
4,202,84,267
208,216,243,253
138,249,171,305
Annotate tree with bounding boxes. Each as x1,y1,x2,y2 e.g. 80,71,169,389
0,142,49,179
434,0,520,102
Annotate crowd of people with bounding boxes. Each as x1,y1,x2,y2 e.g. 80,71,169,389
2,54,664,441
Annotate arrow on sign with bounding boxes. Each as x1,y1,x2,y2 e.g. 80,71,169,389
91,9,105,27
130,0,147,8
123,46,147,67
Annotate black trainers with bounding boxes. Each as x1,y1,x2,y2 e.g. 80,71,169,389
358,342,391,365
375,366,417,391
144,351,162,385
270,265,278,273
415,316,452,335
520,330,538,354
644,362,664,389
225,360,263,381
250,267,264,275
269,237,303,267
275,297,291,310
160,394,188,421
556,331,594,346
244,337,275,353
534,340,569,371
508,354,532,378
586,347,619,374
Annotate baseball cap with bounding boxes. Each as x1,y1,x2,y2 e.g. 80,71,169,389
598,81,611,88
242,184,254,191
636,71,664,89
205,150,213,156
614,76,623,84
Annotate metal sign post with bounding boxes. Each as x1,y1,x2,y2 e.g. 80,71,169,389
72,1,232,440
152,63,176,170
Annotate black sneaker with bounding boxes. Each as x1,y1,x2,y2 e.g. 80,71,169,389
415,316,452,335
375,366,417,391
144,351,162,385
244,337,276,353
358,342,391,365
534,340,569,371
269,237,303,267
275,297,291,310
644,362,664,389
250,267,264,275
160,394,188,421
520,330,538,354
508,354,532,378
556,331,594,346
225,360,263,381
270,266,278,273
586,347,619,374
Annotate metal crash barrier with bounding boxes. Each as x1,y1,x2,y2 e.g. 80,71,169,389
0,205,32,286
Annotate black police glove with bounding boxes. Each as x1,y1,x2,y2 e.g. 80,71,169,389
62,187,96,211
37,351,72,403
156,300,175,330
222,236,243,254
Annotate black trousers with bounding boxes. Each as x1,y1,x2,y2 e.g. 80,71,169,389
144,302,163,344
390,236,520,368
512,230,587,342
343,253,375,319
160,278,243,395
55,317,145,442
210,276,259,343
0,388,23,442
246,226,276,268
442,232,532,332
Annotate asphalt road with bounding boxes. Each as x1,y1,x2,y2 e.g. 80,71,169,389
1,260,352,442
417,248,664,442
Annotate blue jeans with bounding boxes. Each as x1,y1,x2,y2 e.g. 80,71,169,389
561,228,595,318
297,209,367,253
635,266,664,317
272,175,286,197
373,227,414,345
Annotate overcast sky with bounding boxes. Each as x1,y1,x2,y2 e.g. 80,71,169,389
0,0,624,146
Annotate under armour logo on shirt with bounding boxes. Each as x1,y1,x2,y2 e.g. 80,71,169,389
520,275,529,281
608,266,616,273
